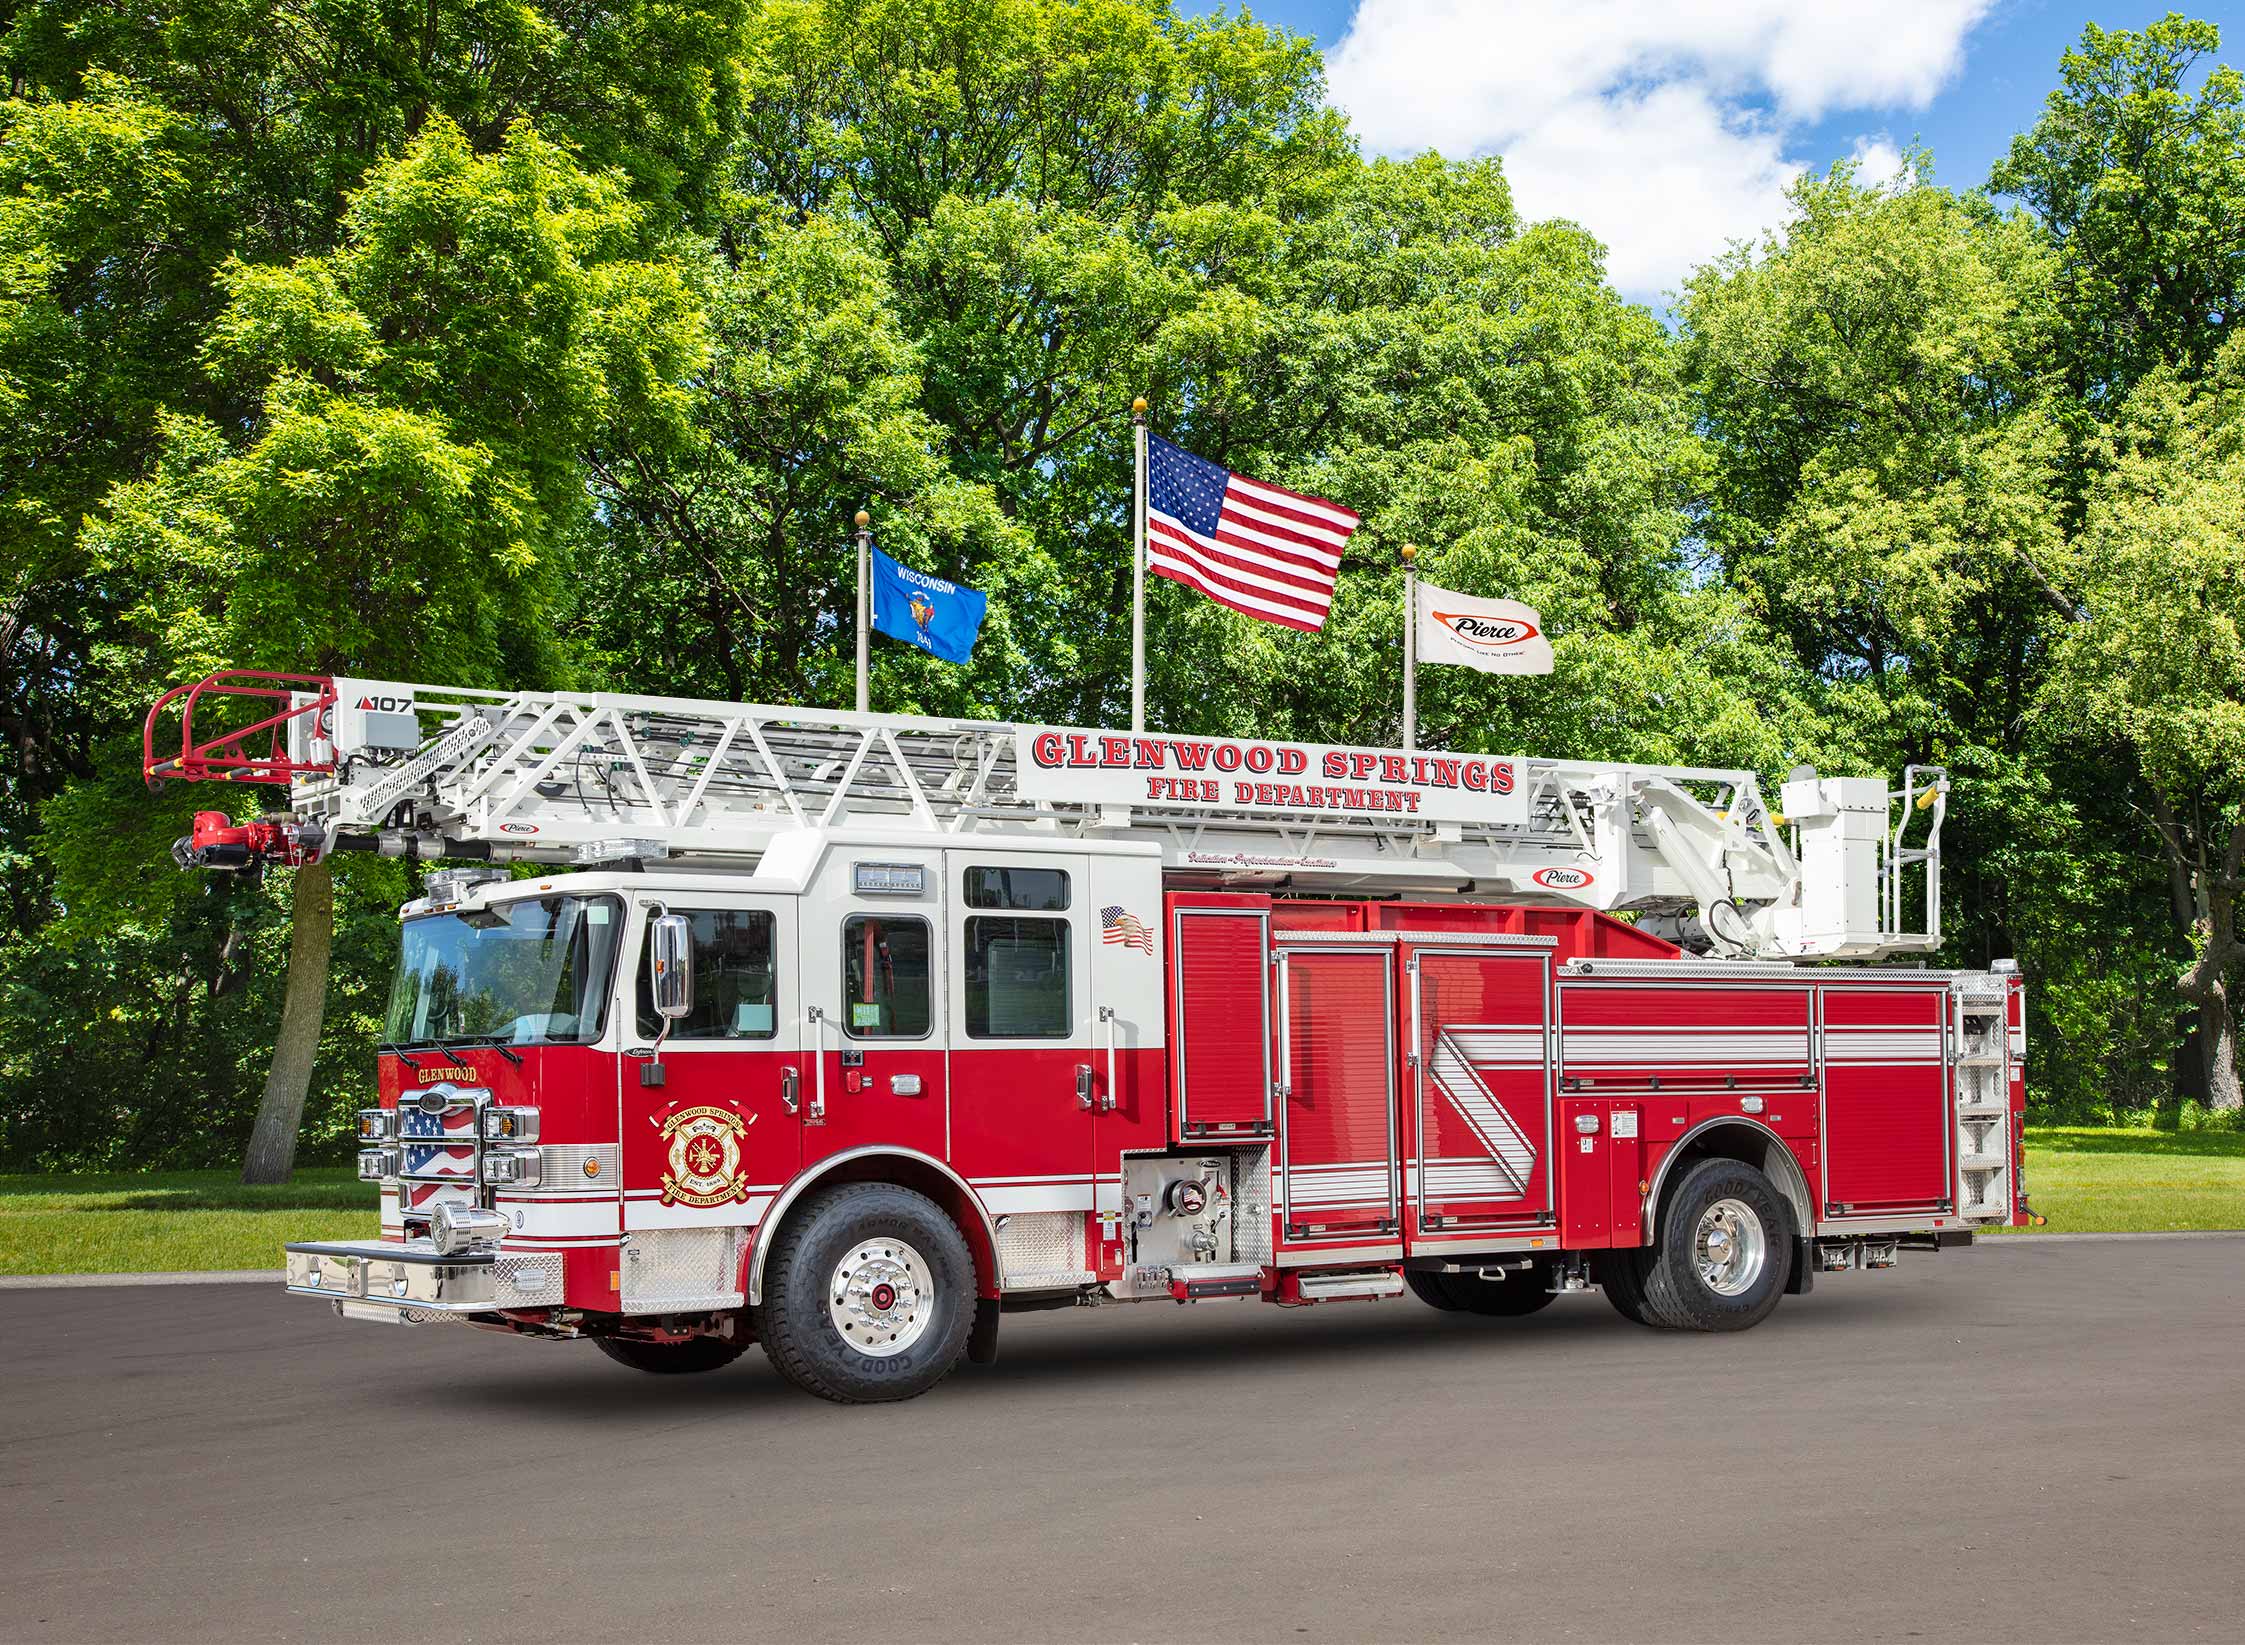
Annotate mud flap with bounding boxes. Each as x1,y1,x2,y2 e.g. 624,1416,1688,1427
967,1296,1001,1364
1784,1234,1815,1295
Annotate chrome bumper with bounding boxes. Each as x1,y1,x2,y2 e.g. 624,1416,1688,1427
285,1239,532,1323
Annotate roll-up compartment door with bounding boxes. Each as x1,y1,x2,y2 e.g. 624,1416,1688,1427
1821,985,1949,1216
1166,896,1273,1142
1407,947,1554,1233
1277,946,1399,1242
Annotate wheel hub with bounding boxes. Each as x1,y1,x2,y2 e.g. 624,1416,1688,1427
1693,1197,1768,1297
828,1239,932,1357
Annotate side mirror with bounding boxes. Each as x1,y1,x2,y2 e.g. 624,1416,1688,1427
650,913,694,1021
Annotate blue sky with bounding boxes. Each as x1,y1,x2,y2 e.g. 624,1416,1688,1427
1180,2,2239,306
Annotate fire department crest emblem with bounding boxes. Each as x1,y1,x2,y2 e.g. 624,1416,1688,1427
657,1105,754,1208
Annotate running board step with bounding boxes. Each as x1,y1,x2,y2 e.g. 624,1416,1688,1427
1290,1269,1406,1302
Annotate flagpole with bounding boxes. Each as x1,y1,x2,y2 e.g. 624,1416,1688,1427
1130,396,1148,733
1401,542,1418,752
854,508,871,714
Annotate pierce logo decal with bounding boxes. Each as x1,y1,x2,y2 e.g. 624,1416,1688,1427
1530,866,1594,891
1432,611,1541,650
657,1105,753,1207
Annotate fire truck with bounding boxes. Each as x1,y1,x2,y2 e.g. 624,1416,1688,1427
145,670,2026,1403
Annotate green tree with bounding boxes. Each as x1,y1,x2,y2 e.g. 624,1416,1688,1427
1676,159,2193,1114
1992,14,2245,401
2049,338,2245,1110
80,119,702,1178
577,208,1028,714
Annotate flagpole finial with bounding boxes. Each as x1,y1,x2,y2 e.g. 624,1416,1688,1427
854,509,870,529
1131,396,1147,419
1400,542,1418,563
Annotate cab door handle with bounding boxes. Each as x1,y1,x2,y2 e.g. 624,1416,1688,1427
780,1066,800,1115
1075,1064,1095,1110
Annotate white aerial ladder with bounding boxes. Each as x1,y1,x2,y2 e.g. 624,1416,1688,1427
145,671,1948,962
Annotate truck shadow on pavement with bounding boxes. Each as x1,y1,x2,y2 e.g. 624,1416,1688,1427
411,1287,1910,1423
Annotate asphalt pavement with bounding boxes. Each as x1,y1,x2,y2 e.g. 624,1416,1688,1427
2,1236,2240,1643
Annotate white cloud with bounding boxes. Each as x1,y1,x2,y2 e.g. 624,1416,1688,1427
1326,0,1994,301
1848,136,1909,191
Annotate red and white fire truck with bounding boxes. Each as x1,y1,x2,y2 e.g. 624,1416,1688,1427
146,670,2025,1403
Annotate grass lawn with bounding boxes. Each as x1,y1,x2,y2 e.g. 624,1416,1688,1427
2,1129,2240,1274
0,1168,375,1275
1997,1127,2245,1235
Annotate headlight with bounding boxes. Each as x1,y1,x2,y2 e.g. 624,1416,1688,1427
482,1148,543,1188
357,1146,399,1181
481,1105,539,1143
356,1108,395,1141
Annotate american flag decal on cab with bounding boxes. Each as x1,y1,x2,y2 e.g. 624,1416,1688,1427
1100,905,1154,953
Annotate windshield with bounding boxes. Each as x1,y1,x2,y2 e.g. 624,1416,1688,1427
384,895,623,1048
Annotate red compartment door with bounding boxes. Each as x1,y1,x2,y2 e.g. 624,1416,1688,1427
1277,946,1399,1242
1168,901,1273,1140
1407,948,1554,1233
1821,985,1950,1216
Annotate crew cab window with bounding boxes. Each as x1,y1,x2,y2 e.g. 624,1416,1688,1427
636,909,778,1040
965,917,1071,1037
962,864,1071,1039
842,915,932,1038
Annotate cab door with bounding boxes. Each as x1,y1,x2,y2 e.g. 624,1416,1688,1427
800,853,948,1166
944,851,1096,1232
622,893,802,1228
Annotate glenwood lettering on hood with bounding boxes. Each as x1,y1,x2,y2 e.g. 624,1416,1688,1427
1026,731,1514,813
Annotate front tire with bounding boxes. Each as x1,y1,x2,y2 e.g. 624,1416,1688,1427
593,1333,750,1375
1635,1157,1793,1331
758,1182,978,1404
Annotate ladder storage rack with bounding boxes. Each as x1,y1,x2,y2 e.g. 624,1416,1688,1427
144,670,1950,964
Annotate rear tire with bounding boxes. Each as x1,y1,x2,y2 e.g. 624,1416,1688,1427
593,1333,749,1375
1438,1261,1558,1316
1636,1157,1793,1331
1404,1270,1464,1310
758,1182,978,1404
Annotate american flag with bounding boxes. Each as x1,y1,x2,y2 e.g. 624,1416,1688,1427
1100,905,1154,953
1146,434,1359,631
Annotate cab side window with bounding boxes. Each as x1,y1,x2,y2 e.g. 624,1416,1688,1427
962,867,1072,1039
842,914,933,1038
635,909,778,1040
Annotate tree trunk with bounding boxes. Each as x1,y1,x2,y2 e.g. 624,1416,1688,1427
2173,822,2243,1113
2202,985,2242,1112
241,858,336,1184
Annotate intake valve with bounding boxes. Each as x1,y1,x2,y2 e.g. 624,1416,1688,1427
1166,1179,1210,1218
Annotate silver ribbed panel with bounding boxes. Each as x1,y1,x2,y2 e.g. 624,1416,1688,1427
997,1212,1089,1289
1231,1146,1274,1264
619,1227,745,1314
491,1252,565,1306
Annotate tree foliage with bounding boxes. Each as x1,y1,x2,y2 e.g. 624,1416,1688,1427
2,1,2242,1169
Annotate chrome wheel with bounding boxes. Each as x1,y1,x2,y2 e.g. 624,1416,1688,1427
827,1237,932,1357
1694,1197,1768,1297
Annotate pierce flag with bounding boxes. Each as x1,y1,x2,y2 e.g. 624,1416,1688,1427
1413,580,1554,675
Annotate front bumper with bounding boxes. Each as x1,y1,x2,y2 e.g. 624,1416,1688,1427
285,1239,560,1323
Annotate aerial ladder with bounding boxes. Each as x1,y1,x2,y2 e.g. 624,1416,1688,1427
145,670,1948,962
